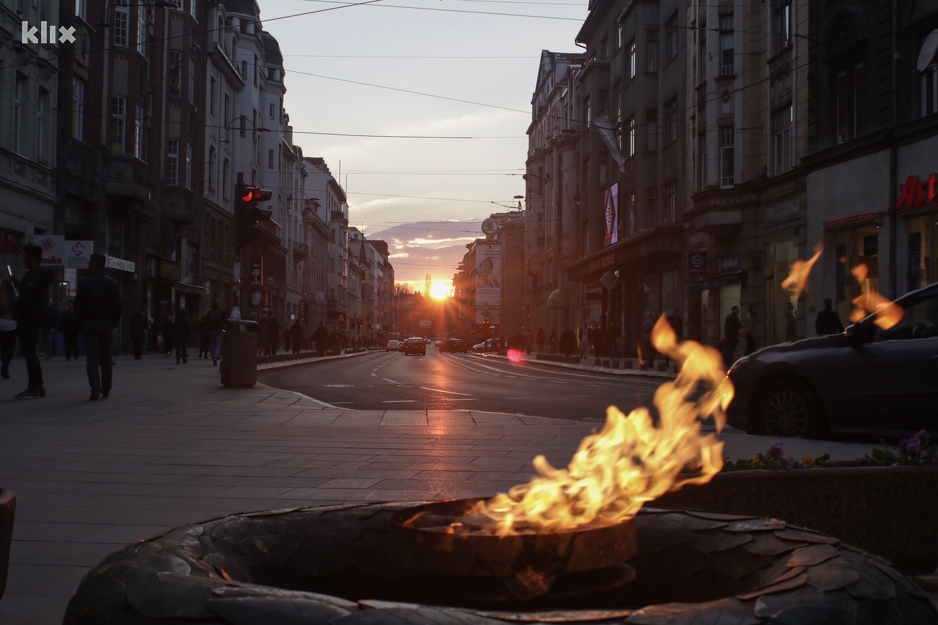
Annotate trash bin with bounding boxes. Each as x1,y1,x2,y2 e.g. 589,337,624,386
220,319,258,388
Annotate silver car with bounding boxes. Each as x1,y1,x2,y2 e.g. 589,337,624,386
726,282,938,438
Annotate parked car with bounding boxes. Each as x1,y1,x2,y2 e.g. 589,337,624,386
385,339,401,351
726,281,938,439
439,338,467,353
402,337,427,356
472,338,495,353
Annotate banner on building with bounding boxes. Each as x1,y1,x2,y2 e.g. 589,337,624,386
475,245,501,309
36,235,94,268
604,184,619,247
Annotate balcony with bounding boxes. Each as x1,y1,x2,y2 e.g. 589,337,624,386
293,241,309,258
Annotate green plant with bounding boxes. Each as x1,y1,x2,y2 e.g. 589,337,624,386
723,442,829,471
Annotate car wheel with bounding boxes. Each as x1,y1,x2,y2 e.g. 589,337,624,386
758,379,825,439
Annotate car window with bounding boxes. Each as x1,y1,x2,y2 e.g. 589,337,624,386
872,290,938,342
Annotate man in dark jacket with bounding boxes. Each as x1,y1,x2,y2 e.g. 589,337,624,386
75,254,123,400
13,244,52,399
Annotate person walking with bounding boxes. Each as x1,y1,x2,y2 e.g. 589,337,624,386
640,312,658,368
815,298,844,335
12,244,52,399
59,301,81,361
536,327,546,354
290,320,304,354
257,315,270,357
785,302,798,342
664,308,682,367
721,305,742,366
41,302,60,360
268,315,281,355
0,277,17,380
161,315,174,356
205,300,225,365
75,253,123,400
173,308,191,364
129,310,147,360
740,305,758,356
313,321,328,357
578,326,589,359
198,312,211,360
559,326,576,357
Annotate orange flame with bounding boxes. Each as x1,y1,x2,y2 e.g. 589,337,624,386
469,316,733,535
849,264,904,329
781,246,822,298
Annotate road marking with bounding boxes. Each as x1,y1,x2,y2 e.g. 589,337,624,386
382,378,399,384
323,384,354,387
420,387,472,396
382,400,417,403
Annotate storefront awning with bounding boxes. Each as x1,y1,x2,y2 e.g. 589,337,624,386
567,227,682,282
687,272,743,293
546,287,568,310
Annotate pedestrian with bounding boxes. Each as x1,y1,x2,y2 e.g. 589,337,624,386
722,305,741,365
42,302,60,360
205,300,225,365
741,305,758,356
290,319,304,354
198,312,211,359
578,326,589,359
785,302,797,342
815,297,844,335
313,321,328,357
59,301,81,361
173,308,190,364
257,315,270,357
75,253,122,400
536,327,546,353
0,277,17,380
129,310,147,359
664,308,682,367
640,312,658,368
548,330,557,354
12,244,52,399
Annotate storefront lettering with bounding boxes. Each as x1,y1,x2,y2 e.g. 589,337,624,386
588,253,615,274
895,174,937,210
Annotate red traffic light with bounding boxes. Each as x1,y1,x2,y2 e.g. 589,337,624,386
240,186,262,203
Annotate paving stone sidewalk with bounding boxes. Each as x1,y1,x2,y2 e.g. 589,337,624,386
0,351,875,624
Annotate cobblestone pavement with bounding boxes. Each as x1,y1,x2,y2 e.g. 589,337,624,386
0,350,884,624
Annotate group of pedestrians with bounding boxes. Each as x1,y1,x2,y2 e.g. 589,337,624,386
1,246,121,401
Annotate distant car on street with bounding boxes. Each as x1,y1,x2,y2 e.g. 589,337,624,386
402,337,427,356
385,339,401,352
472,338,495,353
439,338,468,353
726,281,938,439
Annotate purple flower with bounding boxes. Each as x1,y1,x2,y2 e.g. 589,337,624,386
915,430,930,447
768,442,785,462
905,438,922,458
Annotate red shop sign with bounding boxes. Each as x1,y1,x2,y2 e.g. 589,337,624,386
895,174,937,210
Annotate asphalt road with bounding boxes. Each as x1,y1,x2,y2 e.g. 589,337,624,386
258,350,665,422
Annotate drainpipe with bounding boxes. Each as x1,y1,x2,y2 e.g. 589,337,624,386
888,0,898,299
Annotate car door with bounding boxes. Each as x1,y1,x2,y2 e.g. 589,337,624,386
830,289,938,430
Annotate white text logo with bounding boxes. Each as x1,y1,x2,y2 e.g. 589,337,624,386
21,21,75,45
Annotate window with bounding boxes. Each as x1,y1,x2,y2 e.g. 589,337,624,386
626,116,636,157
137,4,147,57
167,139,179,185
612,82,621,122
697,129,707,191
222,158,230,199
38,88,48,161
646,30,658,73
75,0,86,20
269,102,274,119
666,98,678,144
773,0,791,54
268,149,274,169
188,58,195,104
209,77,216,118
666,14,678,60
185,143,192,190
134,104,145,160
646,109,657,151
114,0,129,47
239,114,246,138
719,13,734,75
645,188,657,230
697,20,707,83
628,40,636,81
239,60,247,80
71,78,84,141
773,103,793,174
836,62,864,143
665,182,677,224
720,124,734,187
923,59,938,118
168,51,182,98
207,146,216,190
253,54,258,86
617,23,624,49
585,96,591,127
190,0,196,19
111,96,126,154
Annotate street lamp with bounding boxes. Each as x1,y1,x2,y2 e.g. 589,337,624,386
222,115,271,144
513,195,524,211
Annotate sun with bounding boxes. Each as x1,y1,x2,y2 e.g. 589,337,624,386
429,283,451,300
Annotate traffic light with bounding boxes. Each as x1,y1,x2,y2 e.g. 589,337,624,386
235,183,274,249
